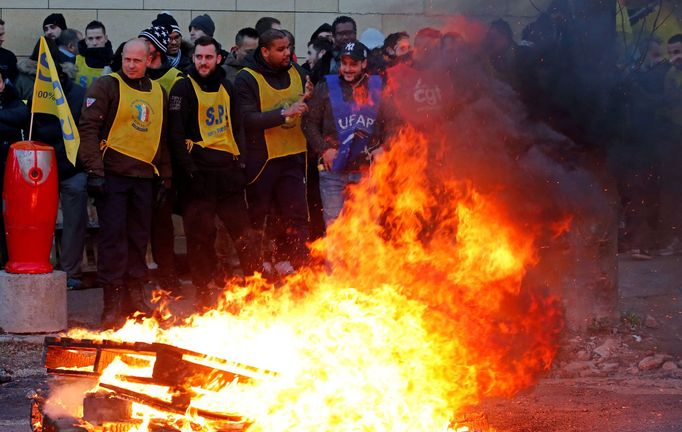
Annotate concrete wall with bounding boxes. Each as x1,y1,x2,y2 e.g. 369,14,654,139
0,0,550,59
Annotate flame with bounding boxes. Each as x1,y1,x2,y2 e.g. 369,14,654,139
57,81,565,430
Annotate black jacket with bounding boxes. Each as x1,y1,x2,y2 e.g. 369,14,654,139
78,72,171,179
147,58,179,81
0,82,29,163
234,51,308,163
309,49,339,84
30,78,85,180
77,39,114,69
0,47,18,84
168,66,243,177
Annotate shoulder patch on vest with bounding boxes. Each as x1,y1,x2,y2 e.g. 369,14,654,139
86,97,96,108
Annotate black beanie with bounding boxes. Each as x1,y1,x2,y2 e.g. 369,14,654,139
43,13,67,30
189,14,215,37
139,25,169,54
153,12,181,36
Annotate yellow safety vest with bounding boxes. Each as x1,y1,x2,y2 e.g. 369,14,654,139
104,73,164,169
75,55,103,88
155,67,183,93
243,67,306,160
187,76,240,155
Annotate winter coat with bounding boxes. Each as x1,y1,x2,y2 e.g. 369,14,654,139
0,81,29,163
167,65,243,177
234,50,308,163
77,71,171,179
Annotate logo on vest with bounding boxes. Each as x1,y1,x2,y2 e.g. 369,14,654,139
413,78,442,110
131,99,154,132
337,113,375,131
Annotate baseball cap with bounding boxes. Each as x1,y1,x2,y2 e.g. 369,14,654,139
340,40,368,61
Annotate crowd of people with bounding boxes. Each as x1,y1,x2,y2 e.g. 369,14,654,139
0,6,679,327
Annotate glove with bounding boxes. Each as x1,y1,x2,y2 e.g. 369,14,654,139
154,177,171,205
188,170,205,196
86,175,106,198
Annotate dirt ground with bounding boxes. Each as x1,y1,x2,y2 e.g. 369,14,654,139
1,255,681,432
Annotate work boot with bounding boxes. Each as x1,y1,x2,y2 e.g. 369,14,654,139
124,279,153,319
100,285,123,329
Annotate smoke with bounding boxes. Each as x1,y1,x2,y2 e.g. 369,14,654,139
43,378,98,419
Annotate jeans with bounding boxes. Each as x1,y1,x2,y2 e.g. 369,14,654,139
319,170,362,227
59,172,88,278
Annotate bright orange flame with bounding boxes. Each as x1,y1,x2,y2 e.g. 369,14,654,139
59,124,563,430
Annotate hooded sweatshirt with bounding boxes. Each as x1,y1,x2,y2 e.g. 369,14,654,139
233,49,308,163
168,65,243,176
77,39,114,69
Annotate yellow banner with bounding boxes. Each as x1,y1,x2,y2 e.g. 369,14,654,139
31,37,80,166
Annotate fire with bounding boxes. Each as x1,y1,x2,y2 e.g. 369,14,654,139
56,119,564,428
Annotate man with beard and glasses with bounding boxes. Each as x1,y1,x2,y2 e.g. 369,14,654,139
310,15,357,84
303,40,382,226
138,24,184,292
168,37,259,305
75,21,113,88
153,13,191,72
235,29,312,276
78,39,171,328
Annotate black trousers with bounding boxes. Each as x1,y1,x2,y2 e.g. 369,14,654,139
95,175,153,287
246,153,309,269
182,169,259,286
151,180,177,277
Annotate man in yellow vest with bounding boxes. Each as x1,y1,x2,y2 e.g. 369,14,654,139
139,25,183,93
168,37,259,305
235,29,311,275
78,38,171,328
139,24,184,290
74,20,113,88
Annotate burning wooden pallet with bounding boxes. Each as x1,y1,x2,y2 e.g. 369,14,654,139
31,337,274,432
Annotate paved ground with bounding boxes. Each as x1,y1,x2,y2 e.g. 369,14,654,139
1,255,681,431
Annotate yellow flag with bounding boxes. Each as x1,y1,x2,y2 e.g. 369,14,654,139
31,37,80,166
616,0,633,38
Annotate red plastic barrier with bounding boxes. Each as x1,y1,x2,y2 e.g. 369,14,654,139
3,141,58,274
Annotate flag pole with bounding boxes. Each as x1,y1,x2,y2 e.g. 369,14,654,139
28,112,35,141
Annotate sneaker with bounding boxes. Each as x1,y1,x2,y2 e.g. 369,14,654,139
67,278,83,290
629,249,653,260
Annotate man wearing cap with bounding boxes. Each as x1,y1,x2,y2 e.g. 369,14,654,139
235,29,312,274
303,40,382,226
189,14,215,44
78,38,171,328
139,25,183,93
169,36,259,303
43,13,66,40
154,12,191,72
75,21,114,88
138,24,183,292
